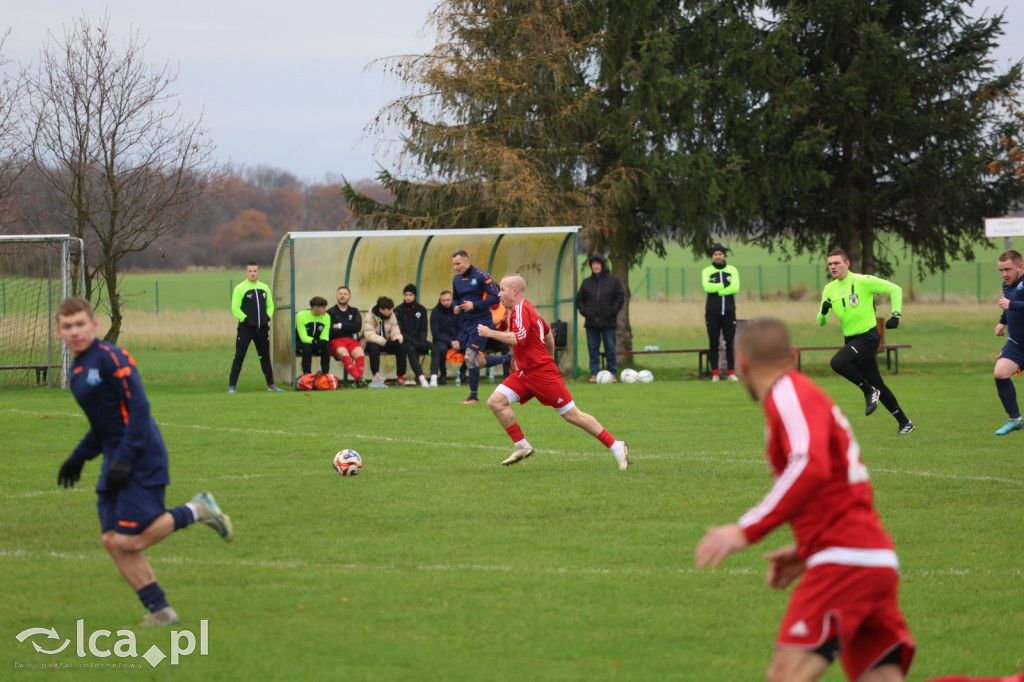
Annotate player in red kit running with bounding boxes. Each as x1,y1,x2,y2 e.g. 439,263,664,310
477,274,629,470
696,317,914,682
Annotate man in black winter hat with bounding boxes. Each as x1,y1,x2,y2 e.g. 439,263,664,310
575,254,625,382
394,283,430,387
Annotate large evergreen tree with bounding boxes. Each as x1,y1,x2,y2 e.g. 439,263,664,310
729,0,1024,274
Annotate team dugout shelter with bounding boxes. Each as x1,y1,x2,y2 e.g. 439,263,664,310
269,227,582,386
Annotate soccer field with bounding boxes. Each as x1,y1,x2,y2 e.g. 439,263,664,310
2,299,1022,680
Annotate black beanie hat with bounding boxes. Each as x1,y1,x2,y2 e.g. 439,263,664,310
403,283,417,295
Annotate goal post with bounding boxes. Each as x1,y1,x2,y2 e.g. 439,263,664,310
269,227,582,386
0,234,86,388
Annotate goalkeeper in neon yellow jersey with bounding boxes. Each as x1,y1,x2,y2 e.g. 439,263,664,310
818,249,914,433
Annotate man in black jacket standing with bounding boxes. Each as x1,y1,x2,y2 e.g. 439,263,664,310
576,254,625,382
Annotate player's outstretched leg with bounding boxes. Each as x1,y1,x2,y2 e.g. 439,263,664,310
559,406,630,470
191,491,234,542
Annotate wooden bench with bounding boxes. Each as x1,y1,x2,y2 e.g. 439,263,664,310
794,344,912,374
618,343,911,377
0,364,51,384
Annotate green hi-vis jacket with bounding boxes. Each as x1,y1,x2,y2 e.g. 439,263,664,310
701,263,740,314
295,309,330,344
231,280,273,329
817,272,902,337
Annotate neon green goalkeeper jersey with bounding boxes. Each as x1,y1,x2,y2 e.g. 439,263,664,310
817,272,902,336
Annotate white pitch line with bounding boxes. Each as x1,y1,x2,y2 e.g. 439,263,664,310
871,467,1024,486
3,547,1019,578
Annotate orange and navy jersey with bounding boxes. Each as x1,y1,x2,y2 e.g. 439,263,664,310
68,339,169,492
452,265,500,330
739,370,897,569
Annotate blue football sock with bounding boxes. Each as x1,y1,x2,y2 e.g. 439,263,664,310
137,582,170,613
995,377,1020,419
483,354,509,367
169,504,195,530
468,366,480,393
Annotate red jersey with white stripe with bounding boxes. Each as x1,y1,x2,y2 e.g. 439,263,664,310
739,371,897,567
507,299,555,372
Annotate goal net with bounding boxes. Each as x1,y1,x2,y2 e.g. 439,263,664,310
0,235,85,388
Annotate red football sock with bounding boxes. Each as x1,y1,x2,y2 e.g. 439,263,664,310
596,428,615,448
355,356,365,378
505,423,525,443
343,357,357,377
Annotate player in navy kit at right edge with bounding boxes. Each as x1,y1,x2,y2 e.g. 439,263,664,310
992,250,1024,435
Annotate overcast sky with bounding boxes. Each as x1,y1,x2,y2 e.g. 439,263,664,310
3,1,1022,184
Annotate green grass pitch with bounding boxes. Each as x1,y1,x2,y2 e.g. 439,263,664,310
2,354,1022,680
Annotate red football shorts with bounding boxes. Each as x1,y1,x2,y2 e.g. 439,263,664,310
329,338,361,355
499,368,574,413
778,564,915,681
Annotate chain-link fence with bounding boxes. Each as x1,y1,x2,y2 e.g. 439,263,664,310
631,261,997,303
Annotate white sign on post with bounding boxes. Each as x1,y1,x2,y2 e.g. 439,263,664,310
985,217,1024,238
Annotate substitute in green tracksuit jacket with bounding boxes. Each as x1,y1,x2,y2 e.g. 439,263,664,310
818,249,913,433
701,244,741,381
228,261,283,392
296,296,331,375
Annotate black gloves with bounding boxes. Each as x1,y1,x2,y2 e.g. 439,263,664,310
820,300,831,315
313,339,328,355
57,457,84,488
105,460,132,491
885,313,900,329
708,272,722,285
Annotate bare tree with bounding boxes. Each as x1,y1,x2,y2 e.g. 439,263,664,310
0,30,26,223
20,13,218,342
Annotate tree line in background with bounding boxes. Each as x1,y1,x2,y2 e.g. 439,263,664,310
345,0,1024,351
3,3,1024,347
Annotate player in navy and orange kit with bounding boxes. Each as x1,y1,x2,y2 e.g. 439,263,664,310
992,249,1024,435
451,249,510,404
55,296,234,627
696,317,914,682
477,274,629,470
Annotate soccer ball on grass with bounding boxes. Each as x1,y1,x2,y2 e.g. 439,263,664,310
595,370,614,384
620,368,639,384
333,449,363,476
636,369,654,383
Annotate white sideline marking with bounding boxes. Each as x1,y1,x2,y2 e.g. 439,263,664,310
3,548,1017,578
